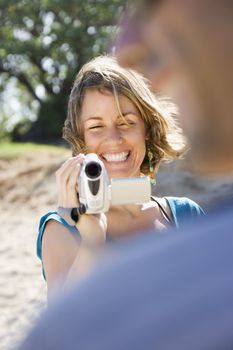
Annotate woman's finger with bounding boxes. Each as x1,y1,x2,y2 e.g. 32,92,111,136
56,154,84,178
65,163,81,207
56,154,84,207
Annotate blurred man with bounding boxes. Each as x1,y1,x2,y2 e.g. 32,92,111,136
19,1,233,349
116,0,233,176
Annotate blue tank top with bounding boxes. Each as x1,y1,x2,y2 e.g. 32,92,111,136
37,197,204,266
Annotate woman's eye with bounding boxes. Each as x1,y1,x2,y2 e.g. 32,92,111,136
119,121,135,127
89,125,103,130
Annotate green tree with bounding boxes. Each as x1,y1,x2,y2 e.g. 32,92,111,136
0,0,124,141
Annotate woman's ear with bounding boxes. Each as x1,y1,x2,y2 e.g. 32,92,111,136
145,124,150,141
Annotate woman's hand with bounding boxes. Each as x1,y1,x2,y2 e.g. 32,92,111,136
56,154,85,208
55,154,107,245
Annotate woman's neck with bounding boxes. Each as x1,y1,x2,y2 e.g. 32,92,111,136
106,200,165,238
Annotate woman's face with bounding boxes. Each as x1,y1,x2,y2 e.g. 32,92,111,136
80,89,146,178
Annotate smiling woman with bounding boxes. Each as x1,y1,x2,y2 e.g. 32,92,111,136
37,55,204,299
64,55,186,176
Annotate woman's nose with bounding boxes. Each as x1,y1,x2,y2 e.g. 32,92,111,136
106,126,123,144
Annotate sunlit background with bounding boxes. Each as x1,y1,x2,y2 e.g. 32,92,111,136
0,0,124,142
1,1,233,349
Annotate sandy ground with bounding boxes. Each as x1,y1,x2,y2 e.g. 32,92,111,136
1,149,233,349
0,149,69,350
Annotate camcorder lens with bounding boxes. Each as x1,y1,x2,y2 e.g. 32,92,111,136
85,161,102,179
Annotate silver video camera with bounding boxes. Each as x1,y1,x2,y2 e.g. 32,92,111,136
78,153,151,214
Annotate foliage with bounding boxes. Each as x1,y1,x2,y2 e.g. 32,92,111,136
0,113,11,141
0,0,124,141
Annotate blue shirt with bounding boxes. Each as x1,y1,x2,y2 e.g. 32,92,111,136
37,196,204,266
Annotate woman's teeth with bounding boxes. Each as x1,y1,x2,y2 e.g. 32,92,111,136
103,152,129,162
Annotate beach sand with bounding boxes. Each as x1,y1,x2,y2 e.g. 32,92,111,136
0,149,232,349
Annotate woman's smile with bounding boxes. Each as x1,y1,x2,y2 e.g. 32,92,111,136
100,150,132,177
102,151,129,163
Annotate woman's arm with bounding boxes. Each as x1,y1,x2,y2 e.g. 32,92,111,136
42,214,106,300
41,153,107,299
42,220,80,300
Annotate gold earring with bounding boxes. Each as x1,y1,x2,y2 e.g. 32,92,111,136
148,150,156,185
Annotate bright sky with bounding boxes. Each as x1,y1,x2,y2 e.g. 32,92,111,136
0,77,39,131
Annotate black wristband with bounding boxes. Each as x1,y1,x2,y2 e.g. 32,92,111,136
57,207,79,226
71,208,79,223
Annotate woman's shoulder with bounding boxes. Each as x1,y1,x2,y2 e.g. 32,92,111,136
37,211,80,260
165,196,204,213
164,196,205,226
152,195,204,228
39,211,74,227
